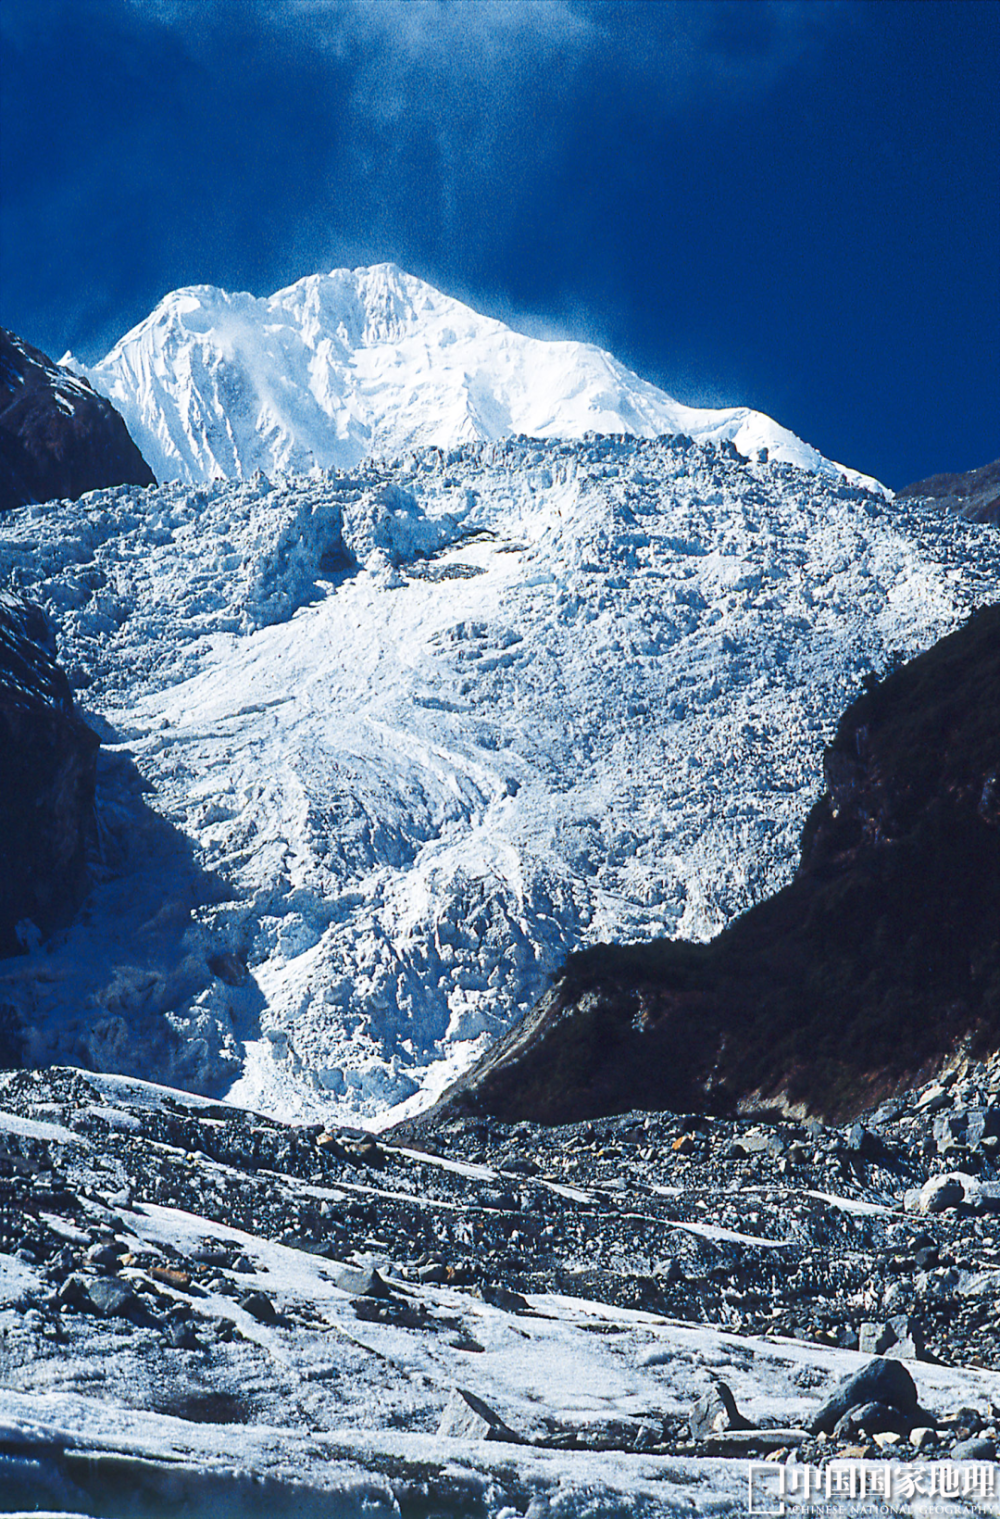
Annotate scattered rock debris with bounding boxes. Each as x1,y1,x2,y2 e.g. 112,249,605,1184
1,1061,999,1513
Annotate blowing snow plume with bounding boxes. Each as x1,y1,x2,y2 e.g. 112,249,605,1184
67,264,885,492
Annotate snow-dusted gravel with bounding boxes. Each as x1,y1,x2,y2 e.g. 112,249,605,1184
2,1065,998,1518
1,433,997,1124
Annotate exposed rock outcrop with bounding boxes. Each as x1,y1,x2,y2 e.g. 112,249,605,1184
425,604,1000,1125
0,590,99,963
0,329,155,512
896,458,1000,525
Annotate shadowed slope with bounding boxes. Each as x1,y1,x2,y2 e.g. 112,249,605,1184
0,329,155,511
0,591,99,964
416,604,1000,1127
896,458,1000,525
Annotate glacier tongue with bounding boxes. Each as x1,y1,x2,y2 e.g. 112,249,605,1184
1,434,997,1125
66,262,885,494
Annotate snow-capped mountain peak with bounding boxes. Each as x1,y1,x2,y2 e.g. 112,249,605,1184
65,264,885,492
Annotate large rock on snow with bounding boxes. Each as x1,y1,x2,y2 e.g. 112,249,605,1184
808,1358,919,1435
437,1387,520,1443
0,328,154,512
688,1382,752,1441
418,602,1000,1125
0,590,99,965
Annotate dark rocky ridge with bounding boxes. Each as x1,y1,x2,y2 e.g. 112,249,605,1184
0,329,155,512
897,459,1000,525
418,604,1000,1127
0,591,99,968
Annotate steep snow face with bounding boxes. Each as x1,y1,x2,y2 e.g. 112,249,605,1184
1,437,996,1125
66,264,883,492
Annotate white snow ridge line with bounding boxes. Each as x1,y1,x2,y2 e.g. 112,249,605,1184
69,262,889,493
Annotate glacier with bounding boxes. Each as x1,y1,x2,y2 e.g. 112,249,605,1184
64,263,885,494
1,432,997,1127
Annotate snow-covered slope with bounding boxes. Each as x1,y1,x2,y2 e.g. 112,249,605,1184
0,436,995,1126
65,263,884,492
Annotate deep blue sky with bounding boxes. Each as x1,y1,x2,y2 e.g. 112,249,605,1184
2,0,997,488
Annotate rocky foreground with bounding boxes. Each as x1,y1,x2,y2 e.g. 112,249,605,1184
2,1057,999,1515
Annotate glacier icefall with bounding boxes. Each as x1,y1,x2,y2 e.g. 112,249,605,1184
1,433,997,1125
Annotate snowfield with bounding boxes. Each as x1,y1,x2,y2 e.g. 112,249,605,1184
64,263,885,494
1,433,997,1124
8,1307,996,1519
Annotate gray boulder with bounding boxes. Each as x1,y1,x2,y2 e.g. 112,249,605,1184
808,1358,918,1435
858,1315,924,1360
482,1282,531,1313
437,1388,520,1443
689,1381,752,1441
85,1278,138,1317
951,1436,997,1460
966,1106,1000,1148
916,1175,966,1214
331,1264,393,1298
972,1182,1000,1215
239,1290,278,1324
933,1106,1000,1153
833,1401,913,1440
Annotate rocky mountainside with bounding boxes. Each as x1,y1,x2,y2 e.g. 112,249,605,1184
0,329,154,512
1,1061,998,1515
65,264,885,492
1,439,997,1126
897,459,1000,526
422,604,1000,1128
0,591,99,975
